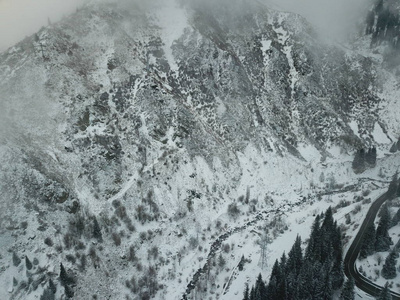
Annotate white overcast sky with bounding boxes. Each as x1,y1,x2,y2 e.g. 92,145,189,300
266,0,372,39
0,0,87,52
0,0,371,52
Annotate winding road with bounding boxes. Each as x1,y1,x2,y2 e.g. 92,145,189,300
344,191,400,299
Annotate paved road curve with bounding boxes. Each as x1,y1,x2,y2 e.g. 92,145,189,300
344,192,400,300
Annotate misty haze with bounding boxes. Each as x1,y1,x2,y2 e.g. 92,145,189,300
0,0,399,299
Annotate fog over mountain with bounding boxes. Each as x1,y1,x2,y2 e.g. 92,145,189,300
0,0,372,51
266,0,373,40
0,0,87,51
0,0,399,299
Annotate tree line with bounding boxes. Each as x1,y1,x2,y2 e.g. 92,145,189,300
243,207,349,300
352,147,377,174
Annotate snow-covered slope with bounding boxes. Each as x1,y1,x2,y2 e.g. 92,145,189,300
0,0,399,299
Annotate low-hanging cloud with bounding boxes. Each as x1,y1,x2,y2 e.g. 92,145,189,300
265,0,374,40
0,0,88,52
0,0,375,52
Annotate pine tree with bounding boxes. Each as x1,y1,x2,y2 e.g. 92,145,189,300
390,208,400,228
381,251,397,279
243,283,250,300
40,287,55,300
331,223,344,289
49,278,56,294
376,282,393,300
339,278,355,300
218,254,226,269
278,253,288,300
352,149,365,173
297,260,313,300
60,263,68,286
313,261,326,300
245,208,345,300
92,217,103,242
389,143,397,153
359,223,376,259
397,179,400,198
238,255,245,271
12,252,21,266
305,214,321,262
387,172,398,199
320,263,333,300
286,235,303,276
254,273,267,300
366,147,377,166
267,260,281,299
322,207,334,232
25,256,33,270
250,286,255,300
375,204,393,252
60,263,74,286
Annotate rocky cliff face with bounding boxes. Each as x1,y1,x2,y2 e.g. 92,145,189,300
365,0,400,70
0,0,398,299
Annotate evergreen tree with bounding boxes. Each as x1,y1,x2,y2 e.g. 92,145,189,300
397,179,400,198
40,287,55,300
244,208,344,300
243,283,250,300
278,254,288,300
286,235,303,300
376,282,392,300
267,260,281,300
60,263,69,286
394,239,400,253
218,253,226,269
278,275,288,300
375,204,393,252
387,172,398,199
12,252,21,267
254,273,267,300
381,251,398,279
280,252,287,273
352,149,366,173
25,256,33,270
92,217,103,242
64,285,74,299
322,207,334,232
238,255,245,271
359,223,376,259
331,224,344,289
297,260,313,300
60,263,75,298
286,235,303,276
320,263,333,300
49,278,56,294
249,285,255,300
305,214,321,262
60,263,74,286
390,207,400,228
389,143,397,153
339,278,355,300
366,147,377,166
312,261,326,300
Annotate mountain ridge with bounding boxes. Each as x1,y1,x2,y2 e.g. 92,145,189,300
0,0,399,299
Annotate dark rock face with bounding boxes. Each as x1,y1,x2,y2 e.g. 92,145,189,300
366,0,400,69
366,0,400,49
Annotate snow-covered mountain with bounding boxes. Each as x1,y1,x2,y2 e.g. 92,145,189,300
0,0,399,299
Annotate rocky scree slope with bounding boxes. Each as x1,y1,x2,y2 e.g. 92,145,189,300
0,0,398,299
